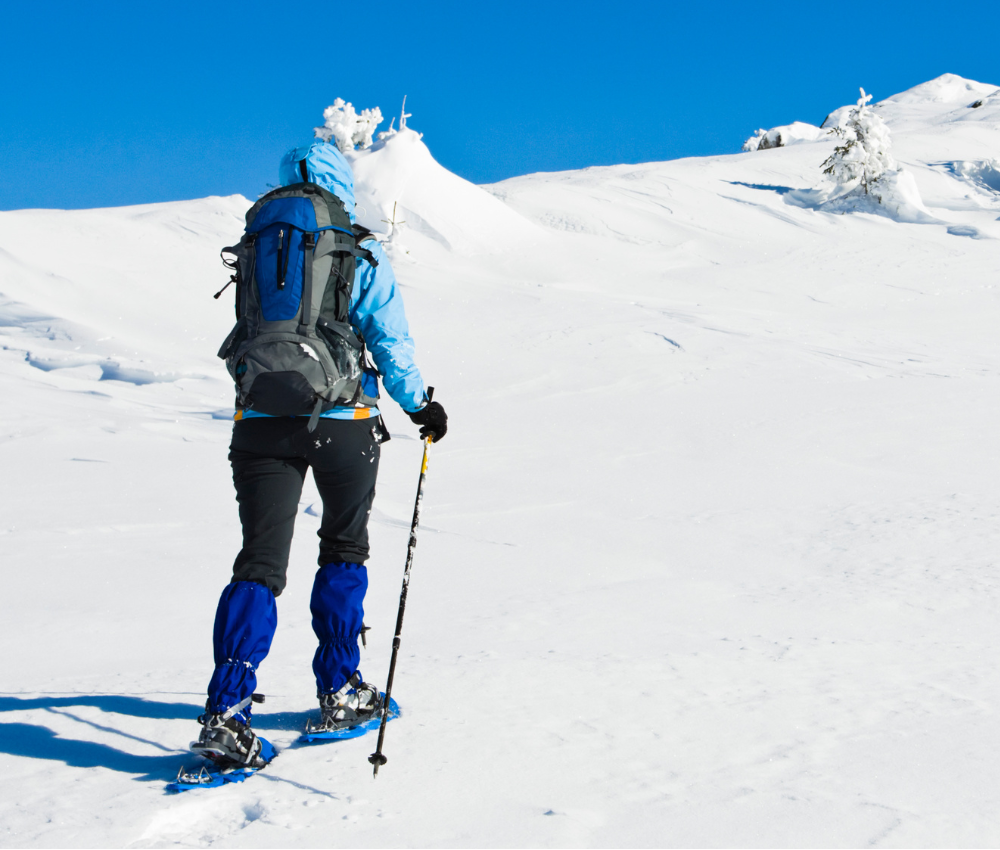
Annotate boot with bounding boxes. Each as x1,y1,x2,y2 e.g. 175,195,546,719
191,697,267,768
305,672,383,734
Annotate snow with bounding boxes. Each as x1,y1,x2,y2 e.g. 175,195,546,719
345,128,541,254
3,73,1000,846
742,121,824,151
881,72,998,106
787,165,942,225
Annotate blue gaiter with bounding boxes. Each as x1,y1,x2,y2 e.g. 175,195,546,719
207,581,277,723
311,562,368,694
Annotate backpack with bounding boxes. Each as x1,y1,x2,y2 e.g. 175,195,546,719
216,182,379,430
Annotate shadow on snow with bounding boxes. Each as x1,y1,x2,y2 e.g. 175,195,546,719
0,694,322,781
0,723,183,781
725,181,795,195
0,694,202,781
0,694,199,719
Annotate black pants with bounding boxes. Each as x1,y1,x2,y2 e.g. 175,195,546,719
229,416,383,596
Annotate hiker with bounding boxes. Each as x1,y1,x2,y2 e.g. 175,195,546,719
191,138,448,767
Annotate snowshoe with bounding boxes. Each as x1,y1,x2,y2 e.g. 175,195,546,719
168,696,275,793
168,737,276,792
300,672,398,742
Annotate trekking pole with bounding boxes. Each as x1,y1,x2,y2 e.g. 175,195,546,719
369,387,434,777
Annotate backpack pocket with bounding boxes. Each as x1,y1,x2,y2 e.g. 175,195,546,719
236,336,331,416
244,371,318,416
218,317,249,363
253,224,306,321
316,319,363,388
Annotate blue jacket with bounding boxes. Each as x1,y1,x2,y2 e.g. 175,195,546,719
277,140,426,414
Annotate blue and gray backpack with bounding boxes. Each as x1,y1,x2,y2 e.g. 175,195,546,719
217,182,379,430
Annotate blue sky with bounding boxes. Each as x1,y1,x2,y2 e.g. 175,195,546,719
1,0,998,210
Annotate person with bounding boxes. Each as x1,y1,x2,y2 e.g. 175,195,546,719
191,138,448,767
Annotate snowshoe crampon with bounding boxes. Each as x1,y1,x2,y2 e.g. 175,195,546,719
167,737,276,793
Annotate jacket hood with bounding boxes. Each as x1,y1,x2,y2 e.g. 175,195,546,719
278,139,356,222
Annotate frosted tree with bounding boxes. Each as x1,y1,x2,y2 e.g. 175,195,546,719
742,127,784,151
314,99,384,152
377,117,397,142
822,88,895,194
742,129,767,152
377,96,413,142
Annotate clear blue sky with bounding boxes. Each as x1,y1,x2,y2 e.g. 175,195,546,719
1,0,997,210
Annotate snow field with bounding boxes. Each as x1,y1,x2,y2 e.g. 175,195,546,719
2,73,1000,846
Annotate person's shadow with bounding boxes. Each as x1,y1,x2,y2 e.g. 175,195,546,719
0,694,321,782
0,694,202,782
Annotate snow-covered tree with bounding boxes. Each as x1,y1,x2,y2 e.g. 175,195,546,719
314,99,384,152
822,88,895,194
742,129,768,152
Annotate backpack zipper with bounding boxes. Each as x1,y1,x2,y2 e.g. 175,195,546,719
276,228,285,290
281,228,294,286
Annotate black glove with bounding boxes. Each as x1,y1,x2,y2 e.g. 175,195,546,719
408,401,448,442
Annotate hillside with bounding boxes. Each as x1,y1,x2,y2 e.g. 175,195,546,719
1,74,1000,847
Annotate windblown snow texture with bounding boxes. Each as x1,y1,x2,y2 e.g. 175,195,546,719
2,73,1000,846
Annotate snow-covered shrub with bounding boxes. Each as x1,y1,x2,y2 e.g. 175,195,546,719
789,91,936,223
743,123,825,152
822,88,895,195
742,129,768,152
314,99,384,152
377,118,397,142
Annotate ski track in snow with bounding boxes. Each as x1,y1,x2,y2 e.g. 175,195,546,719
3,74,1000,846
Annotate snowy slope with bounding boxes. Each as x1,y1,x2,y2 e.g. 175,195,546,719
345,127,541,254
2,74,1000,847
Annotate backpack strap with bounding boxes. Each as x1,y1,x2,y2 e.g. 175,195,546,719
351,224,379,267
314,230,373,260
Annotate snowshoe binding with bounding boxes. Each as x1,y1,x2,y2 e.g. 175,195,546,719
168,696,275,792
300,672,398,742
190,696,270,769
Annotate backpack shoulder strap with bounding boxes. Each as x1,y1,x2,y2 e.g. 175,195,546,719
351,224,379,267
